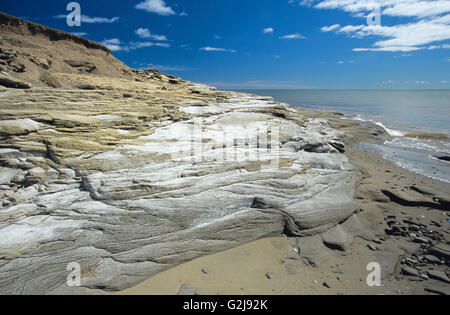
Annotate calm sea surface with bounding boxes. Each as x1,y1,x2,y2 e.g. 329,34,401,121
239,89,450,183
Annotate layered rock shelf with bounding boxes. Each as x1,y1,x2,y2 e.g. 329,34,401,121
0,77,358,294
0,13,361,294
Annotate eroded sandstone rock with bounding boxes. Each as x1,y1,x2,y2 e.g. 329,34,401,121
0,77,359,294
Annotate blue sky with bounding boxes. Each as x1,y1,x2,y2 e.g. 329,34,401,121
1,0,450,89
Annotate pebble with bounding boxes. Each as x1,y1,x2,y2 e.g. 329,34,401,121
420,274,429,280
405,258,419,265
423,255,441,265
426,270,450,283
201,268,209,275
402,267,421,277
265,273,273,280
367,244,378,251
413,237,429,244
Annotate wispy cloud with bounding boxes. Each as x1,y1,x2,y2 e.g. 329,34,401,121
54,15,119,24
304,0,450,52
280,33,307,40
138,63,195,71
135,28,168,41
101,38,170,52
263,27,274,34
320,24,340,32
70,32,87,37
204,80,314,89
135,0,184,16
200,47,236,53
376,80,394,85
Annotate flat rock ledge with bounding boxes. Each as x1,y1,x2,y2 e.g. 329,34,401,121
0,85,358,294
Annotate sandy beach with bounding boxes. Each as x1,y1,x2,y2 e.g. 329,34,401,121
120,111,450,295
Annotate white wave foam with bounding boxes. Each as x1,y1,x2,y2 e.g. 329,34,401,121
374,122,405,137
348,115,405,137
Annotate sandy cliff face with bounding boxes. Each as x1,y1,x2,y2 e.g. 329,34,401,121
0,12,130,87
0,14,359,294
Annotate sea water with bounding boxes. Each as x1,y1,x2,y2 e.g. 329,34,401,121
239,89,450,183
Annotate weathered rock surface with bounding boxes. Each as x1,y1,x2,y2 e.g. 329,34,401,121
0,73,31,89
0,14,360,294
321,225,353,251
376,247,404,279
0,84,358,294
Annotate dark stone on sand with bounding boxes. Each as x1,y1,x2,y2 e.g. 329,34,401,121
401,266,421,277
367,244,378,251
428,244,450,260
423,255,442,265
413,237,429,244
434,156,450,162
425,283,450,295
426,270,450,283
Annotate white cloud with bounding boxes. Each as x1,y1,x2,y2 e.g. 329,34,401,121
214,35,223,39
200,47,236,53
54,14,119,24
101,38,122,51
204,80,313,89
303,1,450,52
101,38,170,52
137,63,195,71
428,44,450,50
70,32,87,37
321,24,340,32
280,33,307,40
135,28,168,41
135,0,177,16
376,80,393,85
263,27,274,34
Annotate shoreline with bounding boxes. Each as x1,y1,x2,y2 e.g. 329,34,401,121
119,104,450,295
1,14,448,295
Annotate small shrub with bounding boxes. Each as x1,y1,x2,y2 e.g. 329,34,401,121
39,71,61,88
